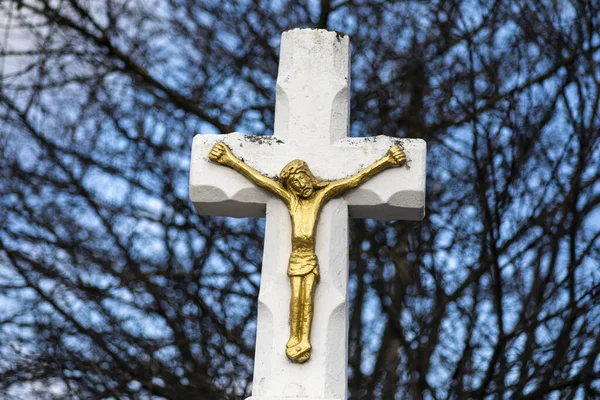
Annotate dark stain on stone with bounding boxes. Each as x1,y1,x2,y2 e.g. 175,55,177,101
335,31,346,41
245,136,270,144
244,135,284,145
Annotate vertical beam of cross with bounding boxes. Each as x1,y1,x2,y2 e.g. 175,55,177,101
250,30,351,399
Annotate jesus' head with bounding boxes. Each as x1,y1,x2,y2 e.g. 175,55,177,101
280,160,318,198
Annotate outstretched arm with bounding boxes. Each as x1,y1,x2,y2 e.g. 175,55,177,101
322,145,407,201
209,143,291,203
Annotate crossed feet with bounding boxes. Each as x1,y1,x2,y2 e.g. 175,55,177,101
286,337,311,363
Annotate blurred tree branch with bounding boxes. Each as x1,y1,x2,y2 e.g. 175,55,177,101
0,1,599,399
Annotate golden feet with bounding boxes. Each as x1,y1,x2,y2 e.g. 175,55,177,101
286,339,311,363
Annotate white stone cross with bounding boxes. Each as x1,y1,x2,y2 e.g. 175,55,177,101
189,29,426,400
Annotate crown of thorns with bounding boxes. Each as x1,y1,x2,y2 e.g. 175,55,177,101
279,160,314,182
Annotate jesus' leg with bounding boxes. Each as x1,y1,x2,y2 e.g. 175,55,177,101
288,271,317,363
286,276,302,353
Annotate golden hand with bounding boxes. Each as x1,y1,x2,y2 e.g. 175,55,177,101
388,145,407,166
209,142,234,165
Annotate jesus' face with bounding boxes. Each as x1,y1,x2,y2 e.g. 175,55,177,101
287,171,314,198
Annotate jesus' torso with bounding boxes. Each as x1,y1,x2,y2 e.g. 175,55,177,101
287,193,327,252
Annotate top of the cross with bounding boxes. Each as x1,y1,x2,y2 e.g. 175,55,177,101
283,27,348,41
273,29,351,146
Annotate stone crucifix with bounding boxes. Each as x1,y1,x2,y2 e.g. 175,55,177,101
190,29,426,400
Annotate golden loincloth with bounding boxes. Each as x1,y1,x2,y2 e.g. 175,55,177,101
287,249,320,281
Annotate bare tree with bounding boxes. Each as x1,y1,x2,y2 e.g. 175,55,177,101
1,1,599,399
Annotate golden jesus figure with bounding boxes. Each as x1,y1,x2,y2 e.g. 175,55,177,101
209,142,407,363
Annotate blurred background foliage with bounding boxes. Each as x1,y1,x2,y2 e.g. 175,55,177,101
1,0,599,399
